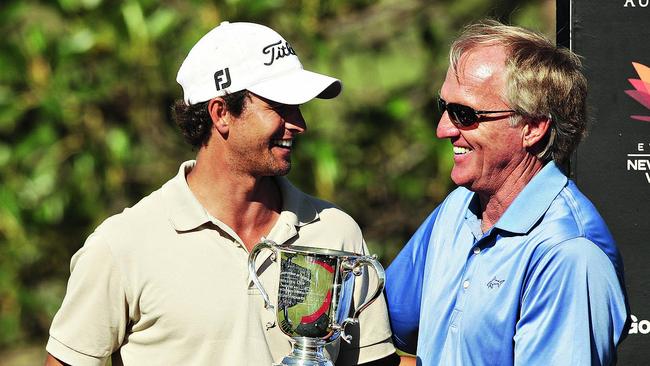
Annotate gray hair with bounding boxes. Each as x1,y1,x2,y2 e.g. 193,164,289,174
450,19,588,164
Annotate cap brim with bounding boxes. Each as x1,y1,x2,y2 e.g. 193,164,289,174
247,69,342,105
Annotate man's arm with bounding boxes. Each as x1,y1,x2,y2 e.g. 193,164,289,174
514,238,628,365
45,233,127,366
45,354,69,366
398,356,417,366
385,208,439,354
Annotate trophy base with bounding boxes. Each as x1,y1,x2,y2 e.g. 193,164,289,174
275,338,333,366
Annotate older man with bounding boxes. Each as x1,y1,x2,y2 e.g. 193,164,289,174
45,21,398,366
385,20,629,365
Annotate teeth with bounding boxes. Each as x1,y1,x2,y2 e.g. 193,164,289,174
453,146,471,155
273,139,293,148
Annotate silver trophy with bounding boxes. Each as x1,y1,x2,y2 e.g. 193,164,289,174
248,239,386,366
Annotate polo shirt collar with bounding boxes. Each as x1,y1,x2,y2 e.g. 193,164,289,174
165,160,213,232
164,161,319,232
494,161,568,234
275,176,319,227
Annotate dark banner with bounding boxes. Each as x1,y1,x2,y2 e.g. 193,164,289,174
559,0,650,363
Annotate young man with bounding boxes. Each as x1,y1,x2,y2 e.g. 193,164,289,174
386,20,628,365
46,21,398,366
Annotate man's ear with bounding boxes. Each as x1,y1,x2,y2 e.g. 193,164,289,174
208,98,230,136
522,115,551,149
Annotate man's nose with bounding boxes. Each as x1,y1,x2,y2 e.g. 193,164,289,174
436,112,460,139
286,108,307,134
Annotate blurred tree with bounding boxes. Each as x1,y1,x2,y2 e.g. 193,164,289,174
0,0,552,350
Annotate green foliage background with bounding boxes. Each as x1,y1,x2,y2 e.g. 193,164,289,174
0,0,553,351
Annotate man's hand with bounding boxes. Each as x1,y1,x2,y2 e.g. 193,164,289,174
398,355,417,365
45,353,69,366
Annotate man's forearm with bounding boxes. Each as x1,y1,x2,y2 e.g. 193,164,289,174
45,353,69,366
398,355,416,366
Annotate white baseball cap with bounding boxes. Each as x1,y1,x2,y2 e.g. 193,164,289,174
176,21,342,105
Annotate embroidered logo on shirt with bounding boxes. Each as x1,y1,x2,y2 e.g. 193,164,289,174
486,277,505,289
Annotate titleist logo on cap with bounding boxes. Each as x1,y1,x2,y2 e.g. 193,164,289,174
262,41,296,66
177,21,341,105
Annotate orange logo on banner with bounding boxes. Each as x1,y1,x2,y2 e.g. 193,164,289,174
625,62,650,122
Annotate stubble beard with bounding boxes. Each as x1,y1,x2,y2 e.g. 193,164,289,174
231,148,292,178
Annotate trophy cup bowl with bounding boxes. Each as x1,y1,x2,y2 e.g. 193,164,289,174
248,240,386,366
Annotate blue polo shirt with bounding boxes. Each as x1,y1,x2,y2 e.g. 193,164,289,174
386,162,628,365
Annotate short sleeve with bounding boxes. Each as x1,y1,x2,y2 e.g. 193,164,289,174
385,208,439,354
514,238,628,365
47,232,129,366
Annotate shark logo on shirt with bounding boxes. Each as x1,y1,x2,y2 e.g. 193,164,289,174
487,277,505,289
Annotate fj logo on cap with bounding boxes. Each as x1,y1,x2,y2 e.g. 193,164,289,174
263,41,296,66
214,68,232,91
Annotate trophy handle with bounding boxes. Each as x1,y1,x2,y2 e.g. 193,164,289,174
338,255,386,343
248,239,277,310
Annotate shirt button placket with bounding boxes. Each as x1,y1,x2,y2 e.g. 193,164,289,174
461,247,481,290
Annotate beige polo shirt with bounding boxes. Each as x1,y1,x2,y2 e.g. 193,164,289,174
47,161,394,365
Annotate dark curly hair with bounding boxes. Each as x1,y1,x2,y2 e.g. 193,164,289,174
172,90,251,148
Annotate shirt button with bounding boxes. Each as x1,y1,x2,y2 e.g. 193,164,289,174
463,280,470,289
473,246,481,254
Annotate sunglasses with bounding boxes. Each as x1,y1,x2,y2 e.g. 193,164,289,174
437,97,515,127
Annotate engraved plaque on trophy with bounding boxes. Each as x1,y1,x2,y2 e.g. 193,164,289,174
248,240,385,366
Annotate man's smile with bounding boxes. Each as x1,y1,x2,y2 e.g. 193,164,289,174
272,138,293,148
453,146,472,155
